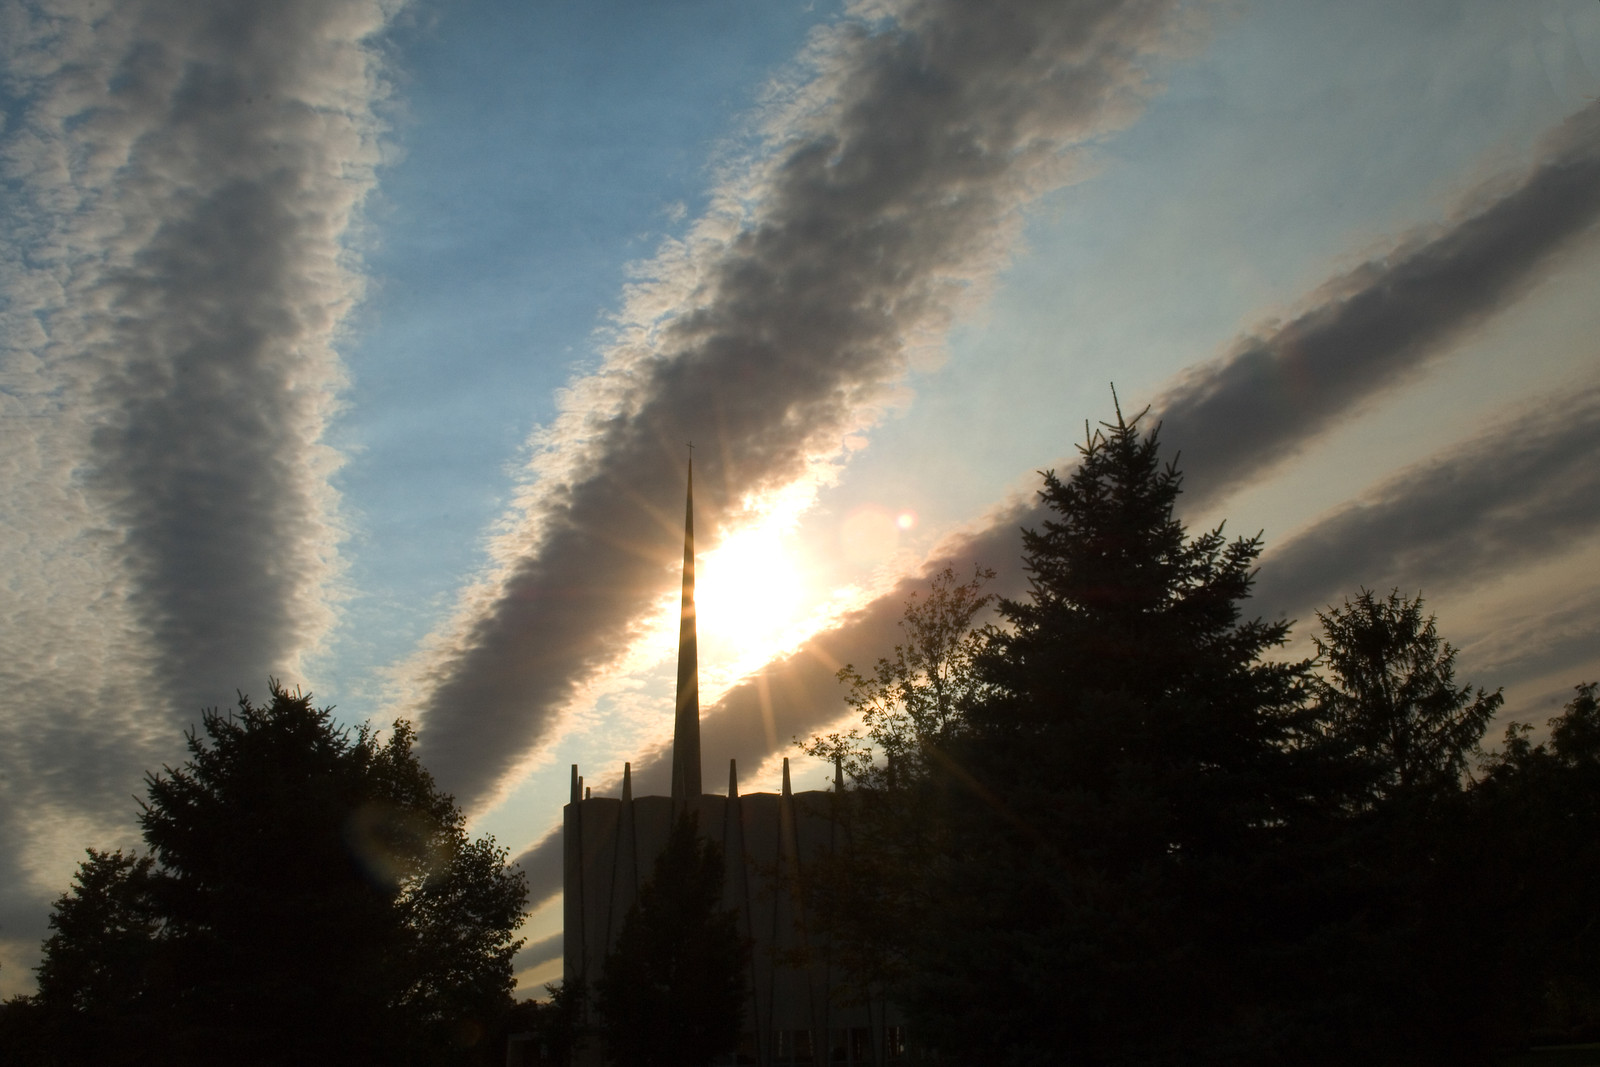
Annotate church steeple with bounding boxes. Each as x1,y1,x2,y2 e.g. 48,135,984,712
670,455,701,803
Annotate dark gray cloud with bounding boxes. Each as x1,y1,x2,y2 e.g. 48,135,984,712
513,930,564,978
1253,383,1600,623
1158,99,1600,511
76,1,386,713
1460,595,1600,699
0,0,391,988
413,0,1209,808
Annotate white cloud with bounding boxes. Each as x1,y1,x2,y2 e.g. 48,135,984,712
0,0,394,955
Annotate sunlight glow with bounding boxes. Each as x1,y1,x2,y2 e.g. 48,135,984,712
696,522,808,664
841,504,902,565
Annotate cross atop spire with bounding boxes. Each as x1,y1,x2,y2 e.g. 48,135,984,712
670,454,701,803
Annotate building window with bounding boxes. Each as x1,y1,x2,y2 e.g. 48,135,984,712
885,1025,906,1059
850,1027,871,1064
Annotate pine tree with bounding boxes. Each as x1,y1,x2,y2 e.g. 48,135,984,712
905,403,1315,1065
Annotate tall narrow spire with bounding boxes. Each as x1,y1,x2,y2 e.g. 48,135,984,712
671,454,702,802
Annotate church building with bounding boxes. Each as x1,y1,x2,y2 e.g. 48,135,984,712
563,464,903,1066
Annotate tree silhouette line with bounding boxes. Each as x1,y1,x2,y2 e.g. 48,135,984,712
2,400,1595,1067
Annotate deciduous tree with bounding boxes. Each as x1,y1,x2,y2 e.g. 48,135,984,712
22,682,527,1067
1312,588,1502,809
1464,682,1600,1046
799,565,996,1006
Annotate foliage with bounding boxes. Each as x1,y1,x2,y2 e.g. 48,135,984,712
800,399,1597,1066
34,850,160,1020
596,811,746,1067
804,564,996,784
1291,590,1508,1063
1312,588,1503,809
538,979,585,1067
798,565,996,1002
882,405,1317,1065
1466,683,1600,1046
503,981,583,1067
0,994,49,1062
21,681,527,1067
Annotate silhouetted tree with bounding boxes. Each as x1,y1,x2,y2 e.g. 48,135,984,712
596,812,745,1067
503,981,583,1067
1291,591,1506,1063
1463,682,1600,1047
903,403,1317,1065
799,565,996,1005
18,849,164,1064
0,994,50,1063
810,565,997,782
23,682,527,1067
539,979,585,1067
1313,589,1502,810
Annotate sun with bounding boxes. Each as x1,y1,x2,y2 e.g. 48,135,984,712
694,522,809,666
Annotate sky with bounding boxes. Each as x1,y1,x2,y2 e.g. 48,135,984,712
1,0,1598,997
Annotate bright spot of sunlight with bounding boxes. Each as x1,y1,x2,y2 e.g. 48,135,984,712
696,520,808,664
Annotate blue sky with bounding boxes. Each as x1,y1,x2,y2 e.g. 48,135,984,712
325,0,830,713
2,0,1598,995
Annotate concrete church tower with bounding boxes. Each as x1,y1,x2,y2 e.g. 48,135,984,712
671,457,701,805
557,463,905,1067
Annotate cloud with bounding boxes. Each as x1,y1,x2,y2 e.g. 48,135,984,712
0,0,391,959
411,0,1212,809
507,97,1600,904
513,930,563,977
1253,382,1600,622
1156,98,1600,510
1459,590,1600,699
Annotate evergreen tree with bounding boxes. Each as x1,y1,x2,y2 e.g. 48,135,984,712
904,403,1316,1065
1294,592,1505,1063
34,850,160,1020
596,811,746,1067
